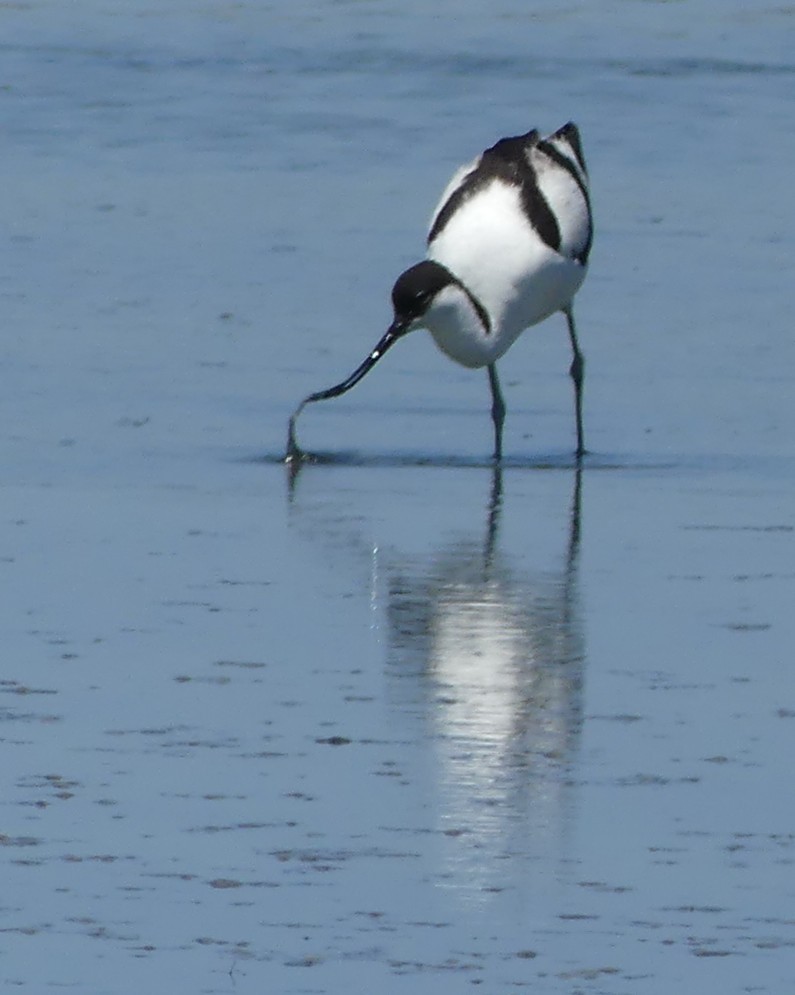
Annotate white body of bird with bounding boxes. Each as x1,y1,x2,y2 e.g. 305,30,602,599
423,130,591,368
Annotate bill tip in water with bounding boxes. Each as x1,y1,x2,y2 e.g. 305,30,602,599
285,406,306,463
285,430,301,463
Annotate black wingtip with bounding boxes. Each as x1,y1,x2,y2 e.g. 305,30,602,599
551,121,587,174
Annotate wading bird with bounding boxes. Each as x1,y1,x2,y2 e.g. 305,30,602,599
286,122,592,462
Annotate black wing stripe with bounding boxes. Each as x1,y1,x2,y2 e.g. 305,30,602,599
428,129,562,255
550,121,588,176
459,283,491,335
536,139,593,265
428,130,540,246
427,165,481,246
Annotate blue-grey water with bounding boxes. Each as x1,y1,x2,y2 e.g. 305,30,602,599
2,2,795,992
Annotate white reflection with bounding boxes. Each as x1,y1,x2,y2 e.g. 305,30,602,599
287,462,585,899
384,469,583,894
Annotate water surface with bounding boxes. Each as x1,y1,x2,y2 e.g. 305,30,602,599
2,1,795,992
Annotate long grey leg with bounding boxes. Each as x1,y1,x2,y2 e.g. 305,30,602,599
564,308,586,457
487,363,505,461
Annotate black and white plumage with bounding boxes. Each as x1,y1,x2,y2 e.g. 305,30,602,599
286,122,592,461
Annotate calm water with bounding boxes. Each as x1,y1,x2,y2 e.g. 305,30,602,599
2,2,795,992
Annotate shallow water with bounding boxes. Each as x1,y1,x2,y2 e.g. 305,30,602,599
2,1,795,992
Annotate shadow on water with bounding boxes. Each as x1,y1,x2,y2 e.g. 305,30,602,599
253,447,676,492
253,444,795,480
286,456,586,897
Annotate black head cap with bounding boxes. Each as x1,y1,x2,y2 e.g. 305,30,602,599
391,260,455,325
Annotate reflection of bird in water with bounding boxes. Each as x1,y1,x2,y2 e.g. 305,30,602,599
285,459,585,897
385,468,584,894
